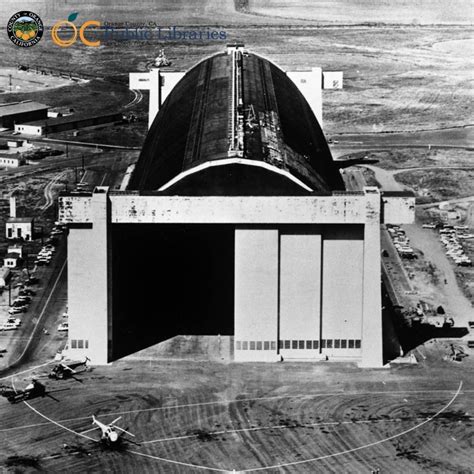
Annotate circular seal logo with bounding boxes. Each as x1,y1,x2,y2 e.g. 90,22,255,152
7,11,44,47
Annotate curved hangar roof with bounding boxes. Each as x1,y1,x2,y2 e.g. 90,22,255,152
128,50,345,195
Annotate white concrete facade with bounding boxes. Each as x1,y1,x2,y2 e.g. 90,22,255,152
129,69,185,129
66,188,111,363
323,71,343,89
6,219,33,240
287,68,323,127
59,187,414,367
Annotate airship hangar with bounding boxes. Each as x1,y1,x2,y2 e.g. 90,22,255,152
59,45,414,368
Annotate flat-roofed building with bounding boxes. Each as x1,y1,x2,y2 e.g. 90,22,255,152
0,101,48,129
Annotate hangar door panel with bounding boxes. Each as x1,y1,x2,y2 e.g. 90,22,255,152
279,232,321,359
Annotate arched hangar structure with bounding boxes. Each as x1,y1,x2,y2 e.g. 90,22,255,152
59,46,414,367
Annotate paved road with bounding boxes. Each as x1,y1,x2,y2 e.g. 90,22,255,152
403,225,473,325
0,238,68,377
330,125,474,150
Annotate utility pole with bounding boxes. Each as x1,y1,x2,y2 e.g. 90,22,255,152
24,249,30,278
9,74,12,93
8,283,11,306
81,154,85,173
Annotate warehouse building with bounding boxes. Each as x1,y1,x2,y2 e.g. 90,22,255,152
0,156,24,168
0,101,48,129
59,46,414,367
14,112,122,136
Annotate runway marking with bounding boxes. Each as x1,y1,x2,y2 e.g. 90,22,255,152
23,399,97,442
140,417,432,445
133,381,465,473
12,382,464,473
2,387,471,433
0,360,55,382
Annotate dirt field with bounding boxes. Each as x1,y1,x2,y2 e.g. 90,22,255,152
0,67,80,94
0,339,473,473
1,25,472,135
247,0,473,25
396,169,474,201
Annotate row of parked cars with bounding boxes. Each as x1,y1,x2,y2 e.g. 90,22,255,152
2,286,36,331
439,227,472,266
34,244,56,266
387,224,416,259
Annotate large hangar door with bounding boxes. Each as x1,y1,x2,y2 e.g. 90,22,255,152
279,231,322,359
111,224,235,359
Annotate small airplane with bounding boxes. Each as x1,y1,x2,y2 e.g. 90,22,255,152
48,356,90,380
82,415,135,444
153,49,173,67
2,379,46,403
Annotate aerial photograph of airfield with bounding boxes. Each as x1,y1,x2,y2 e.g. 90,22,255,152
0,0,473,472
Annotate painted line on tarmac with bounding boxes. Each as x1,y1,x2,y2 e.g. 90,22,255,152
23,399,97,442
238,380,464,473
12,382,464,473
140,417,426,445
2,387,472,433
0,360,55,382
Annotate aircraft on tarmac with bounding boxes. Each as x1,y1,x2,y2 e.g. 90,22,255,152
82,415,136,444
153,49,172,67
48,356,91,380
1,379,46,403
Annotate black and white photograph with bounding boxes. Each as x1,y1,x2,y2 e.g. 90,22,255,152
0,0,473,471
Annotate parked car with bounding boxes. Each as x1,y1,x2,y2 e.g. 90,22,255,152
2,323,19,331
16,296,31,303
7,318,21,326
57,322,69,332
19,289,35,297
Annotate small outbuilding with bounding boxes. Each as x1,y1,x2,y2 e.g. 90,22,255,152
6,217,34,241
4,253,21,268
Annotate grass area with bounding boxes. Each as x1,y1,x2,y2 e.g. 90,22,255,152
247,0,473,24
339,148,474,170
395,169,474,200
1,25,473,135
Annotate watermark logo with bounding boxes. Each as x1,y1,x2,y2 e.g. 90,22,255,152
7,11,44,47
52,12,101,48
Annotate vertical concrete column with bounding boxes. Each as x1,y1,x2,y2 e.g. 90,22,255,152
287,67,323,127
234,227,280,362
67,187,111,364
360,188,383,367
148,68,160,129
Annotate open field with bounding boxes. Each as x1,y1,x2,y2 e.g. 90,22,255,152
0,67,80,94
247,0,474,25
396,169,474,201
1,25,472,136
1,339,473,473
1,0,473,26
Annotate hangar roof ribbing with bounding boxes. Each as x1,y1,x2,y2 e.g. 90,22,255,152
128,51,344,195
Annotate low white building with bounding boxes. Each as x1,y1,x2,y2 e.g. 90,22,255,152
6,217,34,241
0,156,23,168
4,253,20,268
7,244,23,257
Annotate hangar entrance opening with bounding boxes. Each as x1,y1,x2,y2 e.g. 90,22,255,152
111,224,235,359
